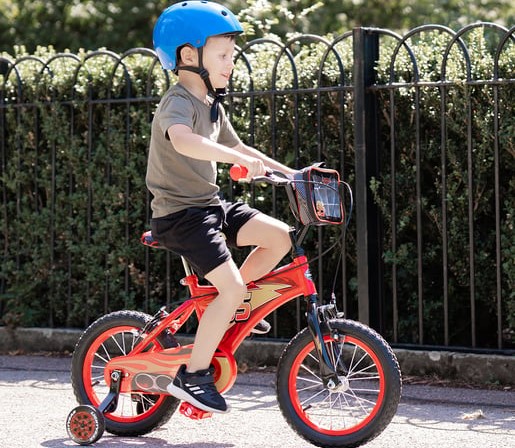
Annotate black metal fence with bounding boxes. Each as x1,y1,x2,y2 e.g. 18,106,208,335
353,24,514,353
1,23,513,353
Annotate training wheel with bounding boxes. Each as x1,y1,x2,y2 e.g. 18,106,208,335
66,405,105,445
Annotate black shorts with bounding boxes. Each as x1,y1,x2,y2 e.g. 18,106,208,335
151,200,260,278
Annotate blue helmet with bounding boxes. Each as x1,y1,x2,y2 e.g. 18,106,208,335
153,1,243,70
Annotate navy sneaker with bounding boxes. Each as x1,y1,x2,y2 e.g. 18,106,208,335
167,364,229,413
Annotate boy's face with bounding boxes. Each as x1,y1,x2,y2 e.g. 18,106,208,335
201,35,236,90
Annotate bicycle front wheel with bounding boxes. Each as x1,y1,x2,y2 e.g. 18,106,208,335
71,310,180,437
276,319,401,448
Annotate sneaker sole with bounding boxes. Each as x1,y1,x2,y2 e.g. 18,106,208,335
167,383,230,414
250,328,270,334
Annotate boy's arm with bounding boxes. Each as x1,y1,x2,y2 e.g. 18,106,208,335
168,124,266,178
233,142,297,175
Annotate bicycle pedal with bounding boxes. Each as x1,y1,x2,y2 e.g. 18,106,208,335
179,402,213,420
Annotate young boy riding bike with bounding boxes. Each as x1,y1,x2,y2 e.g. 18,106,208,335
147,1,295,414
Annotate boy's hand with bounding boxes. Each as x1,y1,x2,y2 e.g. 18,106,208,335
238,156,266,181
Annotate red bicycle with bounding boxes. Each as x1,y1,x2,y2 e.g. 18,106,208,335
66,165,401,447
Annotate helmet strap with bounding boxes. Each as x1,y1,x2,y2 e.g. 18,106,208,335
210,92,225,122
176,47,225,122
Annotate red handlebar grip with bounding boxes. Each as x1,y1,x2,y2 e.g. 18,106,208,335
230,164,248,181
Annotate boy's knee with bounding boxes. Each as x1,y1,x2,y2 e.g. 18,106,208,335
216,278,247,304
274,224,292,255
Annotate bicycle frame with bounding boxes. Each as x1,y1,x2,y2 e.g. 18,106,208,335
67,169,402,447
104,230,341,396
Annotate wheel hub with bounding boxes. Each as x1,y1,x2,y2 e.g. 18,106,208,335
327,376,350,393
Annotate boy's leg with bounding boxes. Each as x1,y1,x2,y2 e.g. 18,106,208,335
168,257,246,413
236,213,292,283
188,258,247,373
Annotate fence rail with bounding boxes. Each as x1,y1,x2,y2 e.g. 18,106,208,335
1,23,514,354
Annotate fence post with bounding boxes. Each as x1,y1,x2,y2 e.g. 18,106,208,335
0,60,6,305
353,28,384,333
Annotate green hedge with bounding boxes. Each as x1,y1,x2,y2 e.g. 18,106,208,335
0,26,513,348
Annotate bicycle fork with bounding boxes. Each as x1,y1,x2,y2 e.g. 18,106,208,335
305,294,342,390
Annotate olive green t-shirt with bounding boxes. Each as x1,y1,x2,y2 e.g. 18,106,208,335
146,84,240,218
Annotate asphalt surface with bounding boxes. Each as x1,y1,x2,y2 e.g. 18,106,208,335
0,355,513,448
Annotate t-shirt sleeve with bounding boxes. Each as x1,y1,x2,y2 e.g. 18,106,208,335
217,104,241,148
156,95,195,139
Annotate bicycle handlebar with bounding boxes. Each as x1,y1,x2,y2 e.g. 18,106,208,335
229,164,248,181
230,164,291,187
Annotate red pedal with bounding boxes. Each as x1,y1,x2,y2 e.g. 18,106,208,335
179,402,213,420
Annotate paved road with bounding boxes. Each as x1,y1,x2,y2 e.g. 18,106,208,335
0,355,513,448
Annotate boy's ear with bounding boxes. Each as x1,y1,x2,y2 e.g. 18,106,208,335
179,45,197,66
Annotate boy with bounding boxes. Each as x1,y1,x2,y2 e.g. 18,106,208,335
147,1,295,413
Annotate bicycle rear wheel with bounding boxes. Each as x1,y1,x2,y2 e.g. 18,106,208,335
71,310,180,437
276,319,401,448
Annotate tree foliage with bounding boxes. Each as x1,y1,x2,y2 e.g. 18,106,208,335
0,0,168,52
232,0,514,38
0,0,513,53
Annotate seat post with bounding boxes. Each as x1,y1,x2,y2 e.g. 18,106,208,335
181,256,193,276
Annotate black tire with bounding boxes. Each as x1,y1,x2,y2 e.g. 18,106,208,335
71,310,180,437
276,319,401,448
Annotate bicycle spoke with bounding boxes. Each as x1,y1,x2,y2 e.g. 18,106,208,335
297,376,323,387
139,394,156,413
130,331,141,351
91,363,107,370
347,385,377,405
330,342,346,372
90,373,105,383
110,333,127,355
347,351,369,376
349,374,380,382
121,332,127,354
300,387,330,410
349,363,378,376
350,387,380,394
95,348,110,364
299,363,322,382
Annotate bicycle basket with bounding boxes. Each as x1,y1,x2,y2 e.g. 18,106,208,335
286,166,344,226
